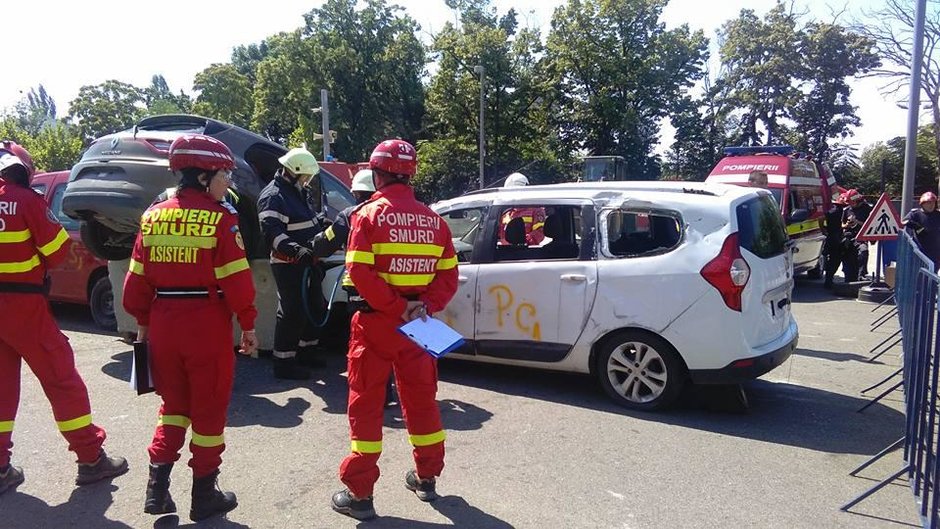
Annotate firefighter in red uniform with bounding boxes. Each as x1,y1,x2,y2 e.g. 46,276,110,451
123,134,258,521
497,172,545,245
331,139,459,520
0,141,127,496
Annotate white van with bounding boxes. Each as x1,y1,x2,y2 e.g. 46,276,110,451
432,181,798,410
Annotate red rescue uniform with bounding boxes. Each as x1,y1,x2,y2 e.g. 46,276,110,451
340,183,459,498
498,206,546,245
123,188,257,477
0,180,107,467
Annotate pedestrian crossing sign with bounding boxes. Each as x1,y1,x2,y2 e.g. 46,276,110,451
856,192,902,242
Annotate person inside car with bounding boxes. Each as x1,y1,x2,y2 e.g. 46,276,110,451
497,172,546,246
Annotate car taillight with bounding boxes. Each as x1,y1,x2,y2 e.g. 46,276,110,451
700,233,750,312
143,139,172,154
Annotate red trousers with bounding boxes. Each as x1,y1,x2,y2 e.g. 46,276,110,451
0,294,106,467
148,298,234,478
340,311,445,498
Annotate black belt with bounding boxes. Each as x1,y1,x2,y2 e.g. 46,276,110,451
349,294,419,314
155,287,224,299
0,282,46,294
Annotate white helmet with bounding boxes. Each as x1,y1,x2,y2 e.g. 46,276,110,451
351,169,375,193
504,172,529,187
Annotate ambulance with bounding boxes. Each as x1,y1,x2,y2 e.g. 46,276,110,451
705,145,835,276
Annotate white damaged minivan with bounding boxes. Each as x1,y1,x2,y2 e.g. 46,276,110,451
432,181,798,410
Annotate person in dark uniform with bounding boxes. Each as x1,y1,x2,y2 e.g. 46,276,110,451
823,192,846,288
257,147,327,380
841,189,873,282
904,192,940,271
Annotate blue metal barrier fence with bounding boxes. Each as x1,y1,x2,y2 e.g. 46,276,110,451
842,231,940,527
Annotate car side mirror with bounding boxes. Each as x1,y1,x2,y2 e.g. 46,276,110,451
788,208,810,223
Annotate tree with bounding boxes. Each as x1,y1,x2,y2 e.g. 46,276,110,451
232,41,270,86
416,0,567,201
856,0,940,186
789,22,879,160
546,0,708,179
68,80,145,143
718,4,805,146
14,85,57,136
664,70,736,181
251,0,426,159
193,64,253,128
144,75,191,115
25,122,85,172
849,125,939,196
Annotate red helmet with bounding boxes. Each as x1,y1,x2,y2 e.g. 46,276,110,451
0,140,35,178
369,139,417,177
843,189,862,203
920,191,938,204
168,134,235,173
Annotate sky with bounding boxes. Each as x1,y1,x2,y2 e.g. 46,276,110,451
1,0,915,154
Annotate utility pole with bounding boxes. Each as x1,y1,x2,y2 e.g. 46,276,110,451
902,0,927,214
474,65,485,189
320,89,331,161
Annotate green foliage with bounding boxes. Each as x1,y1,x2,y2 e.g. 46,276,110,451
193,64,254,128
68,80,145,143
547,0,708,179
14,85,57,136
417,0,569,201
25,121,84,172
845,125,938,196
251,0,426,159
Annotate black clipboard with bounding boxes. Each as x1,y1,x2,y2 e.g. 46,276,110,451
131,341,155,395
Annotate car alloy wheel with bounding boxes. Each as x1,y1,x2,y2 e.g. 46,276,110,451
596,330,686,410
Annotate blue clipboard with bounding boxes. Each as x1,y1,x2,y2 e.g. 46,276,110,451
398,317,465,358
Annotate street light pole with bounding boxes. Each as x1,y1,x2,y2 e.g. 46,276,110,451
474,65,485,189
902,0,927,213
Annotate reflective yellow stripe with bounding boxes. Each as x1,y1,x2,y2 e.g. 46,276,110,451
0,255,41,274
372,243,444,257
521,216,533,222
57,414,92,432
532,222,544,231
158,415,191,429
787,220,821,236
437,256,458,270
191,431,225,447
0,229,30,243
377,272,435,286
409,430,446,447
129,258,145,276
342,274,355,287
325,226,336,241
0,420,12,433
350,440,383,454
38,228,69,256
142,234,217,249
214,258,249,279
346,250,375,265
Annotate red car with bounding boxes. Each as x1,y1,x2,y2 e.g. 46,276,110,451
30,171,115,330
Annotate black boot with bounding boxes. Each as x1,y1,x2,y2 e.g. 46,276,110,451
405,470,438,502
331,489,376,520
190,470,237,521
76,451,128,485
273,357,311,380
144,463,176,515
0,464,24,496
297,346,326,368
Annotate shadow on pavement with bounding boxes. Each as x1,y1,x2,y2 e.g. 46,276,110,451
355,495,512,528
795,347,875,363
0,483,131,529
437,359,904,456
153,513,251,529
383,399,494,432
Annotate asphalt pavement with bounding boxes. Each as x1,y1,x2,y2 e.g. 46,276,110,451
0,276,920,528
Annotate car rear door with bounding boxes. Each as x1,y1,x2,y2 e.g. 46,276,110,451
46,176,87,303
734,195,794,346
472,201,598,362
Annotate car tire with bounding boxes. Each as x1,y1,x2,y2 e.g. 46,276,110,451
595,330,686,411
80,219,132,261
89,275,117,331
